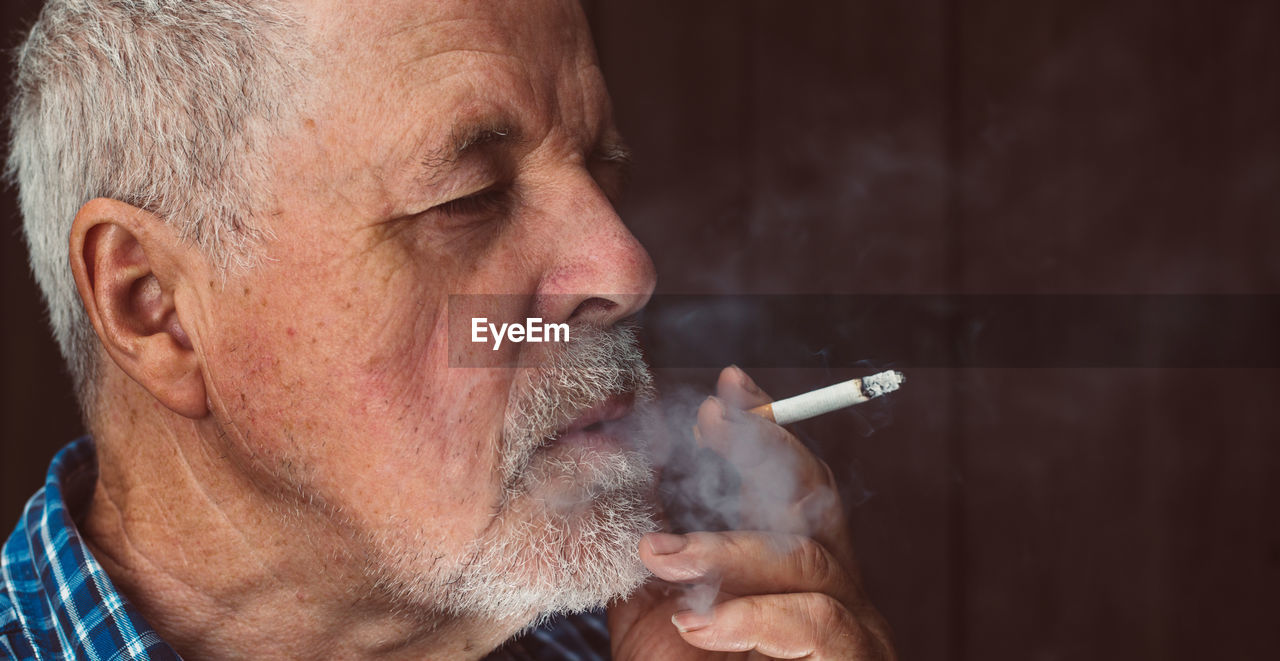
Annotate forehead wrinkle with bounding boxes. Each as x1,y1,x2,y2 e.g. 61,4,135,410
384,9,540,80
540,56,614,158
388,54,544,188
352,0,521,54
323,1,611,211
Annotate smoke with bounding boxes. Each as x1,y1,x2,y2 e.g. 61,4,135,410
637,369,890,614
428,323,659,622
444,305,901,619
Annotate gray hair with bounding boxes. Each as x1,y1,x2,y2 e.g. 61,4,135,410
7,0,305,409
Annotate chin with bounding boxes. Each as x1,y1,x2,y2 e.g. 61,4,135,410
440,444,658,620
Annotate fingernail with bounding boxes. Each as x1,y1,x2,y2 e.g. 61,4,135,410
672,609,714,633
646,532,688,555
732,365,761,395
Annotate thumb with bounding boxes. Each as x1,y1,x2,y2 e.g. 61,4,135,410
715,365,773,410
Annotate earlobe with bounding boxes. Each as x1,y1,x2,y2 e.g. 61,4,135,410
71,198,208,418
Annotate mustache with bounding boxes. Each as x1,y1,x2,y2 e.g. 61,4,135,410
500,322,654,491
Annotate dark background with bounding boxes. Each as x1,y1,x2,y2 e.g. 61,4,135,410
4,1,1279,659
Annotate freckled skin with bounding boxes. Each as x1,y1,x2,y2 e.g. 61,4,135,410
81,1,654,659
202,0,653,557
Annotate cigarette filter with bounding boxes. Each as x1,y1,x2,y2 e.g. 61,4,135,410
749,370,905,425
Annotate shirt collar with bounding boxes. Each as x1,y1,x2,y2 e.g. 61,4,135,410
2,437,180,660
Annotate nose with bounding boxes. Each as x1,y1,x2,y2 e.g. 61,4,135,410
532,171,656,327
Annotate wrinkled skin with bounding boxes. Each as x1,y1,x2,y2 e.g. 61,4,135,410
70,0,895,658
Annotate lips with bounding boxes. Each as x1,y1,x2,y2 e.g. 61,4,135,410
558,391,637,438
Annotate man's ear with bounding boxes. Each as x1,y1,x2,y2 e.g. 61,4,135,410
70,198,208,418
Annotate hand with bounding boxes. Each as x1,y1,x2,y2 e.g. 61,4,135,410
608,367,896,660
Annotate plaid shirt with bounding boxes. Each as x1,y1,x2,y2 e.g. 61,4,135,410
1,439,611,660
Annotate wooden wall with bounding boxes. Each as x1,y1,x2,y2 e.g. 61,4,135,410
589,2,1280,659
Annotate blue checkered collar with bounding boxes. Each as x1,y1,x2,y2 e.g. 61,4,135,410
1,437,180,660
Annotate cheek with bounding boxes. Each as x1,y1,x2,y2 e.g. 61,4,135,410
198,285,356,484
358,296,515,487
201,267,517,545
331,286,521,545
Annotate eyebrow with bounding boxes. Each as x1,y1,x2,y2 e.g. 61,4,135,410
451,123,519,156
592,138,634,195
413,120,634,192
417,120,521,182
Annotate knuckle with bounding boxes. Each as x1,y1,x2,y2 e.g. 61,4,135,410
802,592,850,641
791,535,836,583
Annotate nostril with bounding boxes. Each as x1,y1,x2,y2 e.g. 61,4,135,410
569,296,617,321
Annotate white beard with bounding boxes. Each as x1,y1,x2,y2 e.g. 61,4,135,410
444,446,656,621
362,323,658,624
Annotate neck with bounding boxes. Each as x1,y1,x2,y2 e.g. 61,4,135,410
78,373,526,660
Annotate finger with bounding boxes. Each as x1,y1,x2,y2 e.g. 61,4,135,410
715,365,773,410
640,531,860,606
693,395,854,553
670,592,889,660
694,396,835,502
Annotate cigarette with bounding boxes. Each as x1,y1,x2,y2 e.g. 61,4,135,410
748,370,905,425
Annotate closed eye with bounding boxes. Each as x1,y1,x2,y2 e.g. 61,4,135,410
433,187,510,218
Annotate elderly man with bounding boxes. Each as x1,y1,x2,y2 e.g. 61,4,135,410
1,1,894,659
